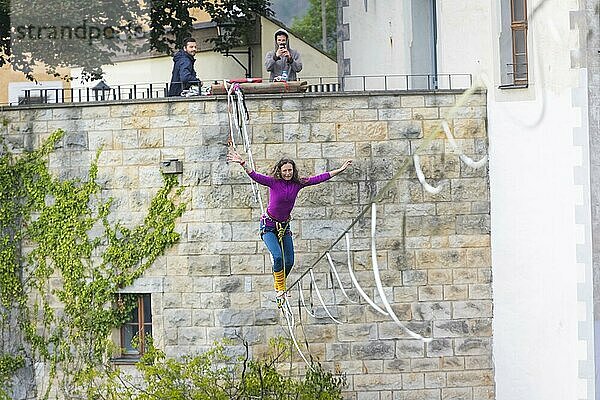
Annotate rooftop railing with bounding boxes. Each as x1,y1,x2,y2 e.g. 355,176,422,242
13,73,472,106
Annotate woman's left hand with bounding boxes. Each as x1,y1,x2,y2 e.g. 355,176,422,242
340,160,353,171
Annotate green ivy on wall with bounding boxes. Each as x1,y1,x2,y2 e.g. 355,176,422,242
0,129,185,398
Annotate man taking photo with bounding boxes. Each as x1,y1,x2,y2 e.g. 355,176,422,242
265,29,302,82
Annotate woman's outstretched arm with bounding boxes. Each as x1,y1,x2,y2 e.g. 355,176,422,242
303,160,353,186
227,147,275,187
226,147,252,173
328,160,353,177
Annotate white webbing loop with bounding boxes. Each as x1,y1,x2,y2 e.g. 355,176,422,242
280,298,310,365
370,203,432,342
325,252,357,303
308,270,342,324
298,279,316,317
413,154,444,194
344,233,388,315
441,121,488,169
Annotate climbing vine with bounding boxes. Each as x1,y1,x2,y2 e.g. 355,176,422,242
0,129,185,398
0,128,345,399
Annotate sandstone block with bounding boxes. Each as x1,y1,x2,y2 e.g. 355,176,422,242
464,355,492,370
352,341,396,360
354,109,378,121
425,94,456,107
413,107,439,120
468,284,491,300
453,269,478,284
368,95,402,109
452,301,492,319
402,373,425,389
428,270,453,285
326,343,351,360
252,123,283,143
410,358,441,372
472,386,494,400
320,109,354,123
424,372,446,389
192,309,213,326
419,285,443,301
415,249,467,269
255,308,279,325
384,358,410,372
444,285,468,301
402,270,428,286
322,142,356,157
178,326,207,345
354,373,402,390
440,356,464,371
446,370,493,387
412,301,451,320
217,309,254,326
164,308,192,326
441,387,472,400
454,338,491,356
426,339,453,357
338,323,377,342
273,111,299,123
378,108,412,121
396,339,425,358
389,120,423,139
299,110,320,123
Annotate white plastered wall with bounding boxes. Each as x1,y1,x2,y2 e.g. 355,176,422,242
484,0,589,399
341,0,412,76
340,0,593,398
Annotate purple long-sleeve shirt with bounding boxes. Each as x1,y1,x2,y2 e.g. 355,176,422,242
248,170,331,222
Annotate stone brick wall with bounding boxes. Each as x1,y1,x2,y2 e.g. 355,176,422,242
0,90,492,399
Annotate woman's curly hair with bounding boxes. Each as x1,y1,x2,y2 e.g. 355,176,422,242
271,158,302,184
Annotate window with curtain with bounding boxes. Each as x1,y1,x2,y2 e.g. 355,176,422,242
119,294,152,357
510,0,528,84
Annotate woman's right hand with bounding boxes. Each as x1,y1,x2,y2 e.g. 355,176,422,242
227,147,244,164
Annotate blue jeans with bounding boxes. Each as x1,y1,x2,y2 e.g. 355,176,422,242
261,225,294,276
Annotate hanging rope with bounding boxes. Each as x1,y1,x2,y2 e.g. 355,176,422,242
226,82,265,214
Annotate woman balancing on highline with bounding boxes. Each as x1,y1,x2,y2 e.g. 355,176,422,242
227,148,352,304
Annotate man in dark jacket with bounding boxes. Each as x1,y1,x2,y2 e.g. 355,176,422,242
264,29,302,82
168,37,200,97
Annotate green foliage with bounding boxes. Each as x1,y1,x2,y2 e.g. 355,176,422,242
86,339,346,400
0,354,24,389
0,129,185,398
0,128,345,399
291,0,337,58
1,0,273,81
